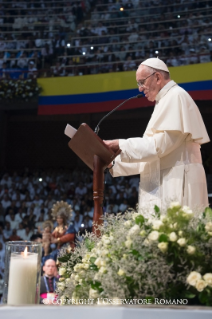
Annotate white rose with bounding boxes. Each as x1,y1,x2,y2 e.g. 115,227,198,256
169,202,181,209
178,231,183,236
128,225,140,237
152,220,163,230
177,238,187,247
148,231,159,241
89,288,99,299
103,239,111,245
169,232,178,242
94,257,102,268
70,273,75,280
205,222,212,232
74,275,80,282
65,278,71,285
158,242,168,253
59,268,66,276
125,239,132,248
186,271,202,286
203,273,212,287
73,263,83,272
124,220,132,227
187,245,196,255
195,279,207,292
99,266,107,274
117,269,125,276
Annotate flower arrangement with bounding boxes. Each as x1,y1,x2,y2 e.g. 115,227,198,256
57,203,212,306
0,79,41,101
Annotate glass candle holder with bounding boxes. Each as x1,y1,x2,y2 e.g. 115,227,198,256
3,241,42,305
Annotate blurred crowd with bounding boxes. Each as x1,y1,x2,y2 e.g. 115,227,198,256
0,167,139,279
0,0,211,78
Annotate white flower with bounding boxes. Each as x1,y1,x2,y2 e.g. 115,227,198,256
158,242,168,253
100,249,109,257
125,239,132,248
169,202,181,209
178,231,183,236
65,278,71,285
70,273,75,280
177,238,187,247
203,273,212,287
143,239,150,246
89,288,99,299
169,232,178,242
187,245,196,255
160,215,167,222
74,275,80,282
117,269,125,276
139,230,146,237
83,263,89,270
59,267,66,276
124,220,132,227
100,259,106,267
57,282,65,291
99,266,107,274
186,271,202,286
94,257,102,268
205,222,212,232
128,225,140,237
74,263,83,272
148,231,159,241
195,279,207,292
152,220,163,230
182,206,193,217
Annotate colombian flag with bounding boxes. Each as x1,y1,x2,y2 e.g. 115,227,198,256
38,62,212,115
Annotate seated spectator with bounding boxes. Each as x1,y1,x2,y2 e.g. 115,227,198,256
123,56,136,71
27,60,37,79
199,47,211,63
8,229,21,241
17,52,28,69
21,226,34,241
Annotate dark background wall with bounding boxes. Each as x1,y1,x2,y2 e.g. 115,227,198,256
1,101,212,172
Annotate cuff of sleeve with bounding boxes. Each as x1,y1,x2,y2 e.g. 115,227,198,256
119,139,131,163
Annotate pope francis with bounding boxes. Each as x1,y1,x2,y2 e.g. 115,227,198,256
104,58,210,215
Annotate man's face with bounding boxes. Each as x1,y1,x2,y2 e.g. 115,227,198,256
43,259,56,277
136,66,160,102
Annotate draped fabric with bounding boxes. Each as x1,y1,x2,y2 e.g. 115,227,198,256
110,81,210,216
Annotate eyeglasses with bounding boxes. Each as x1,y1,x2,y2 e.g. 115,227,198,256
136,72,156,87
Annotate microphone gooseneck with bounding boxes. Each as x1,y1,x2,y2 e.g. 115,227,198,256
94,94,143,135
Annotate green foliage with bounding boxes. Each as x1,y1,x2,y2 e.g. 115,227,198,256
57,203,212,306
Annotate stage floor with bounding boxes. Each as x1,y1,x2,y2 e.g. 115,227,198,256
1,305,212,319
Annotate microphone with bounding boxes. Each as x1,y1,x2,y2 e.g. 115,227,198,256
94,94,144,135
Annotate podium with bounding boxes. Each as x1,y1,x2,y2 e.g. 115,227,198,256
65,123,121,235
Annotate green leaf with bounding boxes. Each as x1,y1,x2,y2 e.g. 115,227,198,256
89,264,98,271
58,254,71,262
85,238,95,251
90,257,96,264
158,234,168,243
154,205,160,213
184,292,196,299
199,290,208,304
135,215,145,226
204,207,212,219
91,281,103,292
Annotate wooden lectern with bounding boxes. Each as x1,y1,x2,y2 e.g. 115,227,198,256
65,123,121,235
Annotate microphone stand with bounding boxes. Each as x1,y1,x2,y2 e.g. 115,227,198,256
94,94,143,135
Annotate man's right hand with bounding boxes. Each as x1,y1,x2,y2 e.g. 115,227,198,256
104,140,119,153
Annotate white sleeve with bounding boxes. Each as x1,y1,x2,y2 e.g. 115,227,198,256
119,131,188,163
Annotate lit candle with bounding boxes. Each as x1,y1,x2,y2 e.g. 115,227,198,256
7,247,38,305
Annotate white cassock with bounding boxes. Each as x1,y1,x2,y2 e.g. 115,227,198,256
110,80,210,216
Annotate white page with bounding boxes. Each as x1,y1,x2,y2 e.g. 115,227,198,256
64,124,77,139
